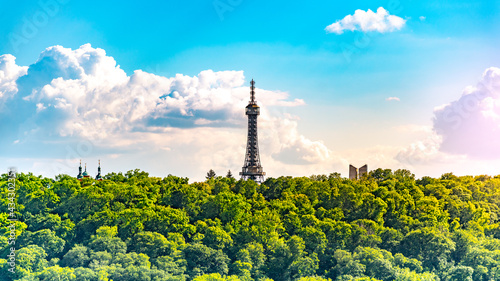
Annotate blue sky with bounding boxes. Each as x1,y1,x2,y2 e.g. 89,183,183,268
1,0,500,180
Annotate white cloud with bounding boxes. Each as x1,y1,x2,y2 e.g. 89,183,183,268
0,54,28,103
386,96,400,101
325,7,406,34
395,132,466,165
397,67,500,168
419,16,426,21
432,67,500,159
262,116,332,165
0,44,344,180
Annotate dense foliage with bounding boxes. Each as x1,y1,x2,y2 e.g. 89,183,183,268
1,169,500,281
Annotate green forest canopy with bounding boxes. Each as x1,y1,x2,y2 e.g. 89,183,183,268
1,169,500,281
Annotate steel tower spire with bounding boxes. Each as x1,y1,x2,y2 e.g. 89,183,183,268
240,79,266,183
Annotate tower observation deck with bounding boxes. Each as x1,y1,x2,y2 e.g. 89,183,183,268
240,79,266,183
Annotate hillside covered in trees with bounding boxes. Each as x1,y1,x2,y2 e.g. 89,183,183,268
1,169,500,281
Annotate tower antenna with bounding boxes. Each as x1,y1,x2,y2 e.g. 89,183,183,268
250,79,256,104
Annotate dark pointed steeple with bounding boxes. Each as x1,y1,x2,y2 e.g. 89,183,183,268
77,160,83,180
95,160,103,181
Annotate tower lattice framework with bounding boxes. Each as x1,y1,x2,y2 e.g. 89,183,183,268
240,79,266,183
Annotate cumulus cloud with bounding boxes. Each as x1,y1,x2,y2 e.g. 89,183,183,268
395,132,466,165
432,67,500,159
325,7,406,34
397,67,500,165
262,115,331,165
0,45,248,138
0,44,341,179
0,54,28,102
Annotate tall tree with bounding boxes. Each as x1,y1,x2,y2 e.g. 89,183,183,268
207,169,216,180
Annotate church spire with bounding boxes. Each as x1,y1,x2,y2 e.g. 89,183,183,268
77,160,83,180
82,163,89,178
95,159,103,181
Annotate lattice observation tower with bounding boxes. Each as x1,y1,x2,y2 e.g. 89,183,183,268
240,79,265,183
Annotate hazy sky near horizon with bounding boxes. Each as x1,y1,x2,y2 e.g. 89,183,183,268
1,0,500,181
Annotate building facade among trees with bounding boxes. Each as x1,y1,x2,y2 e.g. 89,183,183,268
349,164,368,180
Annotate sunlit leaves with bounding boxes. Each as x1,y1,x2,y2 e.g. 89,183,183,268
3,169,500,280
